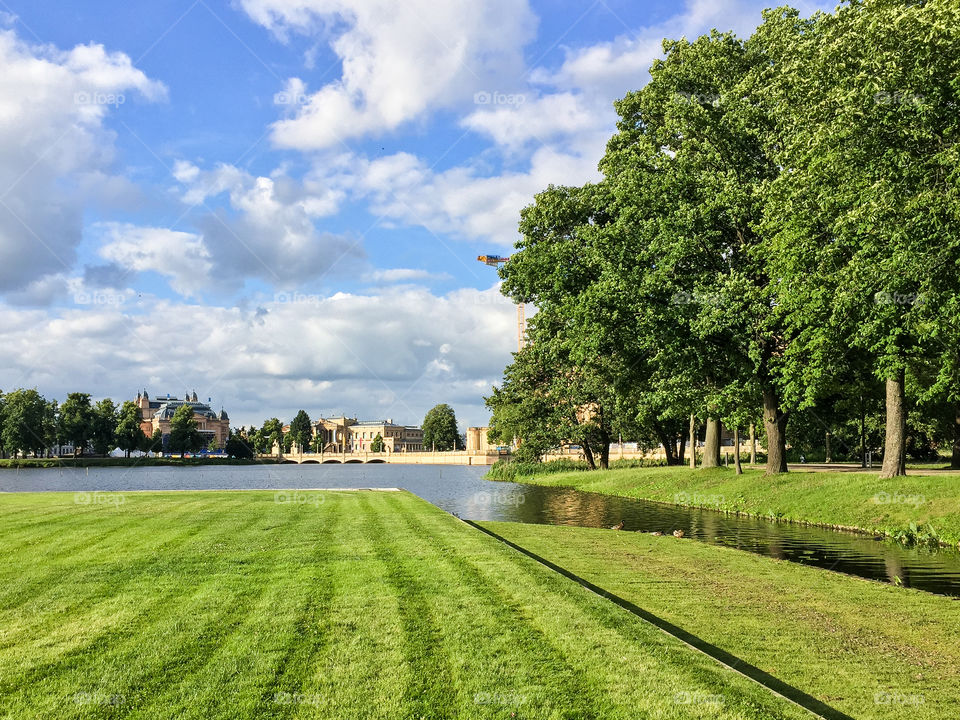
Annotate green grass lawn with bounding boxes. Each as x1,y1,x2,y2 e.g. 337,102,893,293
0,490,811,720
481,521,959,720
499,465,960,546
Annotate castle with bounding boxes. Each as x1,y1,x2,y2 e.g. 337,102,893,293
136,390,230,449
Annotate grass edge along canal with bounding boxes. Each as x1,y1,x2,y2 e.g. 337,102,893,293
479,520,960,720
490,463,960,548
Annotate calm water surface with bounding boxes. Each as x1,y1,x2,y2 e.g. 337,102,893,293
3,463,960,597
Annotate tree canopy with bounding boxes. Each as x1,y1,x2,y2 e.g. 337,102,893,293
422,404,461,451
488,0,960,476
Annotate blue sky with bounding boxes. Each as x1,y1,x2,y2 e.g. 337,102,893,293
0,0,828,429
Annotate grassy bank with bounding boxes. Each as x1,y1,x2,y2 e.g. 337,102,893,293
482,521,960,720
0,456,272,469
0,490,807,719
495,464,960,546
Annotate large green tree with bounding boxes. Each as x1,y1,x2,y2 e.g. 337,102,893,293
288,410,312,453
90,398,118,455
59,393,95,456
1,389,50,458
115,401,146,457
758,0,960,477
261,418,284,454
168,405,203,455
603,30,796,473
422,404,461,451
225,429,254,459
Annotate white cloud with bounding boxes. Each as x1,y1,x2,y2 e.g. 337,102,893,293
325,144,604,245
172,161,359,289
461,92,603,150
0,29,164,296
239,0,537,149
0,284,514,428
313,0,837,246
96,223,212,298
364,268,452,284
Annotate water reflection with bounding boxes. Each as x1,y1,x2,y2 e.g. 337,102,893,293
2,463,960,597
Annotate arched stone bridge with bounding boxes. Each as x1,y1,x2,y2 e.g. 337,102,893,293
257,451,499,466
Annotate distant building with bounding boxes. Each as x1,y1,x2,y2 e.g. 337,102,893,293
466,427,494,452
311,416,424,453
136,390,230,450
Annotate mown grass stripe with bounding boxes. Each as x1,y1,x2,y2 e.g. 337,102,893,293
464,519,850,720
0,501,275,712
250,502,339,719
356,493,460,719
380,493,605,718
0,498,212,620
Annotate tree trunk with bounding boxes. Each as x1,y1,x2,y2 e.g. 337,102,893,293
701,418,722,468
597,430,611,470
879,370,907,478
860,397,867,468
762,388,789,474
749,423,756,465
688,414,697,468
734,427,743,474
583,440,596,470
677,433,686,466
825,432,832,464
952,403,960,470
654,423,678,465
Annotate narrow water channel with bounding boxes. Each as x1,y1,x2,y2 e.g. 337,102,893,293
3,463,959,597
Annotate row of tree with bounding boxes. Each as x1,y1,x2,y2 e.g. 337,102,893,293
1,388,467,460
487,0,960,478
0,389,155,457
0,388,238,458
234,403,466,455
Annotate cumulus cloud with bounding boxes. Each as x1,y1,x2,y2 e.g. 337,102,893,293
0,29,164,296
323,144,604,245
461,92,603,150
239,0,537,149
0,284,514,427
172,160,360,289
308,0,834,247
95,223,212,298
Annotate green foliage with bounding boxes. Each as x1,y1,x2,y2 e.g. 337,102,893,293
260,418,283,453
168,405,203,455
0,389,51,458
225,429,254,459
288,409,312,452
90,398,118,455
145,428,163,454
370,433,384,453
115,401,146,457
487,2,960,476
59,392,95,456
422,404,460,451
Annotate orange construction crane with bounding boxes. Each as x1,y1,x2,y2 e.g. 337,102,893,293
478,255,526,351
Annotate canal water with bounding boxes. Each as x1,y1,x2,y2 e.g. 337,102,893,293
3,463,960,597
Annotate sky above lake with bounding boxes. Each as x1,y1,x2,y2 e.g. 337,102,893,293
0,0,829,428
